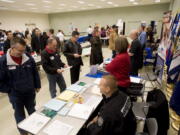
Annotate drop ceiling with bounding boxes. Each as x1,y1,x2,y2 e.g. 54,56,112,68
0,0,170,14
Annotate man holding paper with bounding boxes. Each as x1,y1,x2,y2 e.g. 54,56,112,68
64,31,83,84
81,75,136,135
41,36,67,98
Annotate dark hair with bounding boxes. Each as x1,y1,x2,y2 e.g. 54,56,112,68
47,36,57,44
6,30,12,35
112,25,118,29
11,37,26,47
72,31,80,37
25,30,29,38
115,36,129,53
49,29,54,34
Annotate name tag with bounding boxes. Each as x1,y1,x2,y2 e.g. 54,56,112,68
8,66,16,70
50,56,55,60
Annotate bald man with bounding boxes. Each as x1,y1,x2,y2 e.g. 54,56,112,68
83,75,136,135
129,30,143,76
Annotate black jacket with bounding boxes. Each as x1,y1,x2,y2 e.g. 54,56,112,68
129,39,143,69
3,39,11,54
90,36,103,65
41,49,65,74
63,40,83,67
31,35,42,53
147,89,169,135
0,51,41,96
87,91,136,135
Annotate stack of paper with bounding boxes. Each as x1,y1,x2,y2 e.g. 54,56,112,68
130,76,141,83
82,47,91,56
84,96,102,109
94,78,101,85
57,90,77,102
18,113,50,134
44,99,67,112
67,84,84,92
90,85,102,96
68,104,93,120
43,120,73,135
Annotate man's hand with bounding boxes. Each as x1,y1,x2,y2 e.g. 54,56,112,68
87,116,98,127
57,69,64,74
35,88,40,93
74,54,81,58
64,65,68,68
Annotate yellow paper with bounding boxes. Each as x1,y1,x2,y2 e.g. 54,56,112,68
57,90,77,102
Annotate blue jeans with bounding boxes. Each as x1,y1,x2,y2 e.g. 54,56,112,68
46,73,66,98
9,93,36,134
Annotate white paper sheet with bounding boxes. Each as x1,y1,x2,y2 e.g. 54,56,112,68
84,96,102,109
94,78,101,85
43,120,73,135
18,113,50,134
90,85,102,96
130,77,141,83
67,84,84,92
44,99,67,112
68,104,93,120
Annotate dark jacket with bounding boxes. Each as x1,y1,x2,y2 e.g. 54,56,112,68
90,36,103,65
31,35,42,53
87,91,136,135
0,50,41,96
3,39,11,54
129,38,143,69
63,40,83,67
147,89,170,135
41,49,65,74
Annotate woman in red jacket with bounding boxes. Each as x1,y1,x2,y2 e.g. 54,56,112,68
105,36,131,92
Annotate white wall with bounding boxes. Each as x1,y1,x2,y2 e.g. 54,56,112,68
49,3,170,35
0,10,50,32
169,0,180,13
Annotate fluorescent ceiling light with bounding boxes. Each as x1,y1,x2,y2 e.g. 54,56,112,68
88,4,94,6
129,0,135,2
113,4,119,7
100,0,106,1
96,6,102,8
30,7,37,9
25,3,36,6
44,6,50,8
42,0,52,3
72,6,78,8
1,0,14,3
155,0,160,2
59,3,66,6
78,1,85,4
107,1,113,4
133,2,138,5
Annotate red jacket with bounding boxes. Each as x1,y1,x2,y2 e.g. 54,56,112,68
106,52,131,87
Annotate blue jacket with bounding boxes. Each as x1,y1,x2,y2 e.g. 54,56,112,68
0,50,41,96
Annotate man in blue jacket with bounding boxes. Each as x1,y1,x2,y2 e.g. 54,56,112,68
0,37,41,135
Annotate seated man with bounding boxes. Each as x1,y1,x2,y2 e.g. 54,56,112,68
84,75,136,135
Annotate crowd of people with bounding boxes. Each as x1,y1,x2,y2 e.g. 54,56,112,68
0,23,163,135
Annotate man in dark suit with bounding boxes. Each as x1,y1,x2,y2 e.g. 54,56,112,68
31,28,42,54
64,31,83,84
129,30,143,76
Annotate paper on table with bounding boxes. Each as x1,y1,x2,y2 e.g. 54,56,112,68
130,77,141,83
84,96,102,109
90,85,102,96
43,120,73,135
68,104,93,120
67,84,84,92
94,78,101,85
82,47,91,56
18,113,50,134
44,99,67,112
57,90,77,102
